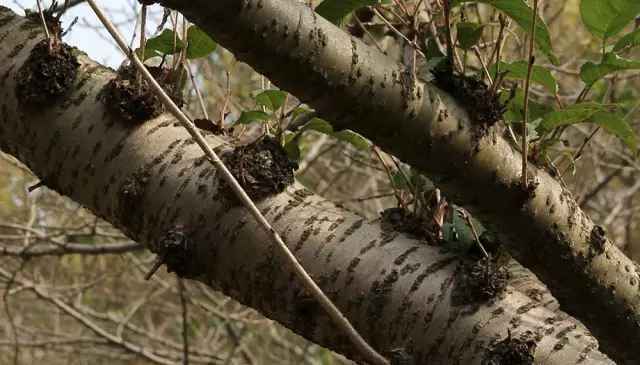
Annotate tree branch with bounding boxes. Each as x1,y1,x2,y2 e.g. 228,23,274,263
151,1,640,362
0,7,615,364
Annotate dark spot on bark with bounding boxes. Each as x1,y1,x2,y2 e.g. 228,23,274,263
293,289,320,336
100,64,182,124
360,240,376,255
380,207,436,240
452,257,509,306
118,170,150,234
512,179,538,208
483,331,536,365
394,246,419,266
15,40,78,107
368,270,399,327
220,137,296,201
590,225,606,255
347,257,361,272
432,66,505,127
387,347,414,365
295,228,312,251
340,219,364,242
526,288,543,302
8,43,24,58
155,225,196,278
194,118,226,135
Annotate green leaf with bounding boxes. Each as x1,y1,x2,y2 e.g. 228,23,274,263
539,102,609,131
614,28,640,51
502,90,552,126
300,117,371,150
490,61,558,93
315,0,389,25
457,22,485,50
452,0,558,64
137,29,183,60
333,130,371,150
580,0,640,39
186,25,217,59
580,52,640,86
442,207,485,254
236,110,271,125
303,118,335,134
283,132,301,161
255,90,287,111
592,111,637,152
390,169,411,190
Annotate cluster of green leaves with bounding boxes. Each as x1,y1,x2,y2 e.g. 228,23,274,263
283,118,371,161
236,89,287,125
536,0,640,152
453,0,558,64
136,25,217,61
389,166,485,253
492,0,640,153
579,0,640,87
236,89,370,161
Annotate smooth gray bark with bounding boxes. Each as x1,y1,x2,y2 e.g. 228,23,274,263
153,1,640,362
0,7,614,364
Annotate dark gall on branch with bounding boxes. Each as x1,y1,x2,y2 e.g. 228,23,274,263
220,137,297,202
194,118,226,135
15,40,78,107
590,225,606,255
482,331,536,365
432,67,505,127
380,207,437,241
157,226,194,278
452,257,509,306
100,64,183,124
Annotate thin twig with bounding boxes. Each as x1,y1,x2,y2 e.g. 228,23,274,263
373,146,406,209
573,126,600,162
443,0,453,61
219,70,232,127
84,2,387,364
184,60,209,120
137,4,147,91
472,46,493,85
35,0,52,49
354,12,386,55
521,0,539,186
488,14,507,77
458,209,489,258
372,8,425,58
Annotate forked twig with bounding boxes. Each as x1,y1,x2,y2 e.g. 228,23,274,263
84,1,388,364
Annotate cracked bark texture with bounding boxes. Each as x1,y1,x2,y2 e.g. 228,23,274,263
153,0,640,363
0,8,615,364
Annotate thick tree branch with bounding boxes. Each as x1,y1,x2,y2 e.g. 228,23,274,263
0,7,614,365
152,1,640,362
